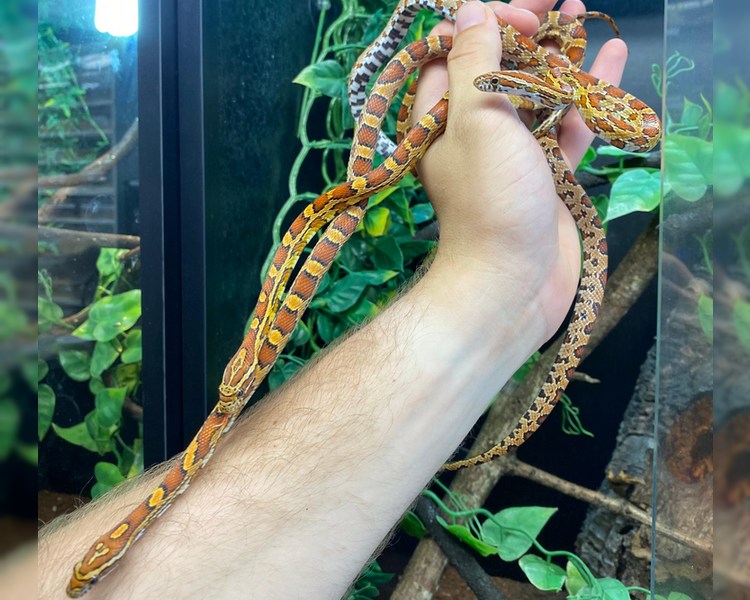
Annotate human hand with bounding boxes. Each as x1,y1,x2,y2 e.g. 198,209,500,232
414,0,627,342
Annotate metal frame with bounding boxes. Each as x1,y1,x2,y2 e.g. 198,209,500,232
139,0,207,465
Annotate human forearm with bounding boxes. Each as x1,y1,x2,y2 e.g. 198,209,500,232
39,257,545,599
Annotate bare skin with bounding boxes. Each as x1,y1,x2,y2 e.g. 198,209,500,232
35,1,627,598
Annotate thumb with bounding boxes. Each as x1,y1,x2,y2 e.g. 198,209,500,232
446,2,504,116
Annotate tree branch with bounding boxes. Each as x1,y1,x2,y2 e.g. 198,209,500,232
392,218,660,599
38,119,139,221
414,497,506,600
503,456,711,554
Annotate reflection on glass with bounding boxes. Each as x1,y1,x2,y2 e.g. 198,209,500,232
713,0,750,596
37,1,142,513
654,0,713,598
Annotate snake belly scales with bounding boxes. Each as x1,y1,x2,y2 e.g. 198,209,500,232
65,4,660,596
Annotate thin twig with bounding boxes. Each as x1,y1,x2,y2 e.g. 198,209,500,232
392,218,660,599
569,371,600,384
503,455,712,554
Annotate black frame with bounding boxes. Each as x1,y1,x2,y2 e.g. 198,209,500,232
139,0,208,465
137,0,320,465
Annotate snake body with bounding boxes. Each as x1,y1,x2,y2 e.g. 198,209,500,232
65,36,452,598
347,2,658,469
66,6,659,596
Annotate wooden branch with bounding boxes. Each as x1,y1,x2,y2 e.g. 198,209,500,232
38,119,139,221
391,218,660,599
415,498,506,600
570,371,600,384
38,226,141,251
503,456,712,554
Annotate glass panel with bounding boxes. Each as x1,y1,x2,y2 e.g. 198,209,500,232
713,0,750,597
653,0,713,597
0,0,38,563
37,0,142,502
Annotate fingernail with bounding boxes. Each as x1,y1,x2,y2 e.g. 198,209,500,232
455,1,487,34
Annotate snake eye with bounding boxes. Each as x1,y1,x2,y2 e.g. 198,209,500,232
490,77,500,86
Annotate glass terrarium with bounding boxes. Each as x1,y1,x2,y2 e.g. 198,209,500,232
27,0,742,598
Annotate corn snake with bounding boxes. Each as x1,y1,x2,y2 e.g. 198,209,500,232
65,6,659,596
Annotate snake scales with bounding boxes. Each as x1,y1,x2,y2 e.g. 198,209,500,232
65,4,660,596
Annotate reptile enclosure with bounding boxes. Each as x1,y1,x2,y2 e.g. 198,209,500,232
33,0,740,598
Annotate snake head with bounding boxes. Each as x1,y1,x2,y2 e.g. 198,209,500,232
219,346,256,405
66,559,99,597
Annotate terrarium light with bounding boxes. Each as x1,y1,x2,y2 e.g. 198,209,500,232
94,0,139,37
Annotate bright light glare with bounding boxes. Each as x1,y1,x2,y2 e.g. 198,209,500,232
95,0,138,37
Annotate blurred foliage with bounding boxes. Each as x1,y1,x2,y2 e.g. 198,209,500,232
0,0,37,487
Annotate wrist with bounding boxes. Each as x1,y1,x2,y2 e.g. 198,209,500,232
415,252,550,368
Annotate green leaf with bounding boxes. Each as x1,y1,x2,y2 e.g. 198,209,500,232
518,555,566,591
268,358,302,390
59,350,92,381
667,593,693,600
595,578,630,600
288,323,310,348
92,461,125,498
664,134,713,202
347,298,380,325
367,186,398,208
52,420,99,452
565,560,587,596
316,311,344,345
113,363,141,392
372,236,404,271
0,398,20,459
596,145,649,158
293,60,346,99
71,318,97,340
314,271,398,313
38,358,50,383
364,206,392,237
577,146,597,170
90,340,121,378
697,294,713,341
96,248,125,278
411,203,434,224
512,352,540,383
400,511,426,539
570,578,632,600
481,506,557,561
95,387,127,428
338,239,370,272
733,300,750,353
38,297,64,329
38,384,56,440
679,98,704,129
714,123,750,197
128,438,145,478
399,240,435,263
121,328,142,364
85,411,116,454
437,520,497,557
606,169,662,222
80,290,142,342
89,377,106,395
